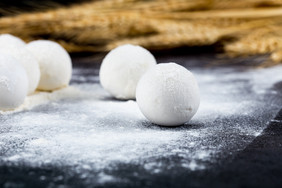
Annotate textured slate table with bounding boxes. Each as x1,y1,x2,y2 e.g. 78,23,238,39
0,49,282,188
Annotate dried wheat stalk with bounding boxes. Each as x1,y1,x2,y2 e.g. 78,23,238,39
0,0,282,64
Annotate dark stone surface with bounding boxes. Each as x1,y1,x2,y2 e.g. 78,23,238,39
0,50,282,188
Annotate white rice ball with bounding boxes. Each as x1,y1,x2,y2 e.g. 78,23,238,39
136,63,200,126
0,47,40,95
99,44,157,99
0,34,26,50
26,40,72,91
0,52,28,110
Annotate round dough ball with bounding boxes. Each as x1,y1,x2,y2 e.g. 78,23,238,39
0,47,40,95
136,63,200,126
26,40,72,91
0,34,26,50
99,44,157,99
0,52,28,110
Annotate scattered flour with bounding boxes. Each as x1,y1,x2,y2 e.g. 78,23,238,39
0,65,281,186
0,86,84,115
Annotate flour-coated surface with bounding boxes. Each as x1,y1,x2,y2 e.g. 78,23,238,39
0,62,282,187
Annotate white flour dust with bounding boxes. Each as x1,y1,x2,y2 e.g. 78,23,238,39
0,87,84,115
0,65,282,185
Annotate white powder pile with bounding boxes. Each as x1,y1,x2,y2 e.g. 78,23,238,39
0,87,87,115
0,65,282,186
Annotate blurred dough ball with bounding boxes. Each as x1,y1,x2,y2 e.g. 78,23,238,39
0,52,28,110
26,40,72,91
99,44,157,99
0,47,40,95
0,34,26,50
136,63,200,126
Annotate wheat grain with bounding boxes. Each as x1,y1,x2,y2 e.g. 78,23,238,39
0,0,282,65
